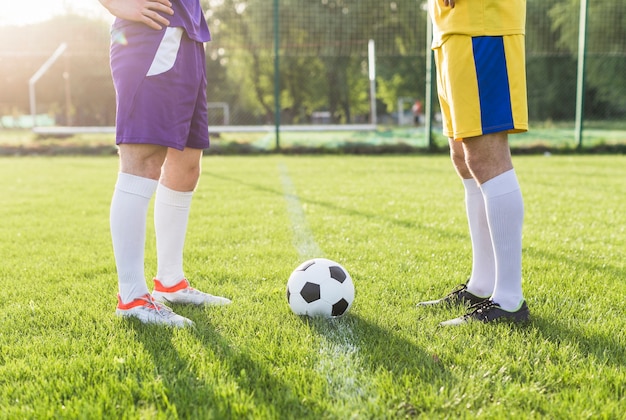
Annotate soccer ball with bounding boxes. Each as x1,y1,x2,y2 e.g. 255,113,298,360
286,258,355,318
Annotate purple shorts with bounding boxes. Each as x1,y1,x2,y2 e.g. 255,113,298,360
110,23,209,150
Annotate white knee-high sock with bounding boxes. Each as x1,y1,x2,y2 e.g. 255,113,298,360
481,169,525,311
462,178,495,298
154,184,194,287
110,173,158,303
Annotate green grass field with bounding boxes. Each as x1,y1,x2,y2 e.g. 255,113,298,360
1,154,625,418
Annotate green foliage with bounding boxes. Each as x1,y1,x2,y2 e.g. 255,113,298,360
548,0,626,116
1,155,625,418
207,0,626,124
377,57,426,113
1,2,625,127
205,0,429,124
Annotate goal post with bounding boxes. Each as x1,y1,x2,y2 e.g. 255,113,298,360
29,43,67,128
207,102,230,125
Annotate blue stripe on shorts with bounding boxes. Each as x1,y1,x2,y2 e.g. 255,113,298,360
472,36,514,134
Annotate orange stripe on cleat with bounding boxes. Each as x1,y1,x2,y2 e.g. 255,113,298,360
117,293,152,310
153,278,190,293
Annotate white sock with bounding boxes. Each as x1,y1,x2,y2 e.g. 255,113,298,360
481,169,525,311
462,178,495,298
154,184,194,287
110,173,158,303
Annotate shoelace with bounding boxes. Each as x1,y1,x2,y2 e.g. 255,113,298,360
185,286,212,296
464,300,498,320
140,295,175,317
181,287,207,296
446,284,468,298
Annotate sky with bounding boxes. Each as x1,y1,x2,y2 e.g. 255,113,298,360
0,0,113,26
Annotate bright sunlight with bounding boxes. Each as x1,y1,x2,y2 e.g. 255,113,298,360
0,0,111,26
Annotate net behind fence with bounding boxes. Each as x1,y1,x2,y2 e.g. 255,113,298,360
204,0,428,127
0,0,624,151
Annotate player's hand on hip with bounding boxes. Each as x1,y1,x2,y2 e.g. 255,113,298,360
443,0,456,8
99,0,174,30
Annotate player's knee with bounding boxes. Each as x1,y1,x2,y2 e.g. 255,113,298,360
161,165,200,191
450,148,467,172
120,157,165,180
186,168,201,189
184,162,201,184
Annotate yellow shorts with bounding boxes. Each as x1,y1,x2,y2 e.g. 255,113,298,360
434,34,528,140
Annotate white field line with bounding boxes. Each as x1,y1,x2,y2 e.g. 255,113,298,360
314,321,369,406
278,163,323,260
278,163,372,409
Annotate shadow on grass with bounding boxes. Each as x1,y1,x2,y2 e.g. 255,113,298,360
203,170,466,244
125,310,323,419
524,245,625,287
122,304,452,418
303,313,450,417
306,313,445,377
527,312,626,369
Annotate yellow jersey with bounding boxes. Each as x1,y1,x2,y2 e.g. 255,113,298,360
429,0,526,47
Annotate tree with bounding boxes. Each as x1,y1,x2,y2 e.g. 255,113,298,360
549,0,626,118
204,0,427,125
524,0,577,121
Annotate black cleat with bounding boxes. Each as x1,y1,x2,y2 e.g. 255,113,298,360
418,283,490,307
439,300,530,326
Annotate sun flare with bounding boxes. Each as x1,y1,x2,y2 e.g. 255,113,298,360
0,0,112,26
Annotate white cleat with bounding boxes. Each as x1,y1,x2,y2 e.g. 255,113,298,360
116,293,194,327
152,278,232,306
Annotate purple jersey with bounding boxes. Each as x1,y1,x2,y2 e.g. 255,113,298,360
169,0,211,42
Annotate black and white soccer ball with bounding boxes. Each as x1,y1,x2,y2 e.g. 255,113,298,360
286,258,355,318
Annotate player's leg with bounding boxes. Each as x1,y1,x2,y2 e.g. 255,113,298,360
418,138,494,307
418,36,493,307
150,30,230,306
438,131,528,326
160,146,203,191
108,23,200,326
450,138,496,299
462,133,524,312
118,143,169,180
421,34,528,322
461,132,513,184
460,34,528,312
151,147,232,306
111,143,167,304
153,146,201,287
111,144,194,327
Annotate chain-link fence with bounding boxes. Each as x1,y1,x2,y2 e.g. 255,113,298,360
203,0,625,149
1,1,624,151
